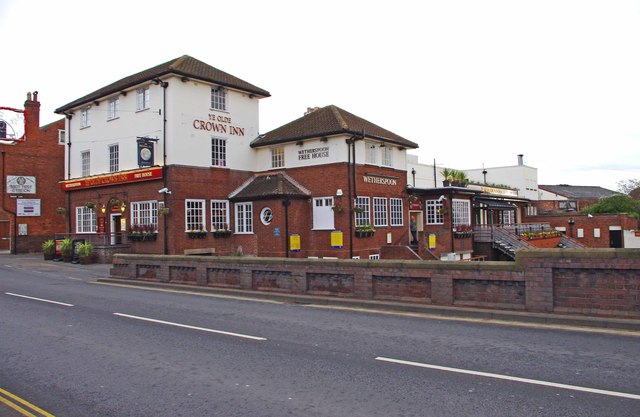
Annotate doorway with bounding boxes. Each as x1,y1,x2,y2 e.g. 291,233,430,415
0,221,10,252
110,213,122,245
409,211,423,245
609,229,623,248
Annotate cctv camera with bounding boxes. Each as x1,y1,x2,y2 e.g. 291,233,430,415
437,195,446,203
158,187,171,194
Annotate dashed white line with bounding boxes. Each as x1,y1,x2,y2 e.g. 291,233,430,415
5,292,74,307
375,357,640,400
113,313,267,341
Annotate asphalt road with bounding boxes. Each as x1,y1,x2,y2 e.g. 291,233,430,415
1,255,639,417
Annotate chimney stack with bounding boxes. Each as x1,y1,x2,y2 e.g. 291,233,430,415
517,154,524,166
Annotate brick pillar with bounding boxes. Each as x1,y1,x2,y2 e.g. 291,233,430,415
431,271,453,305
524,261,554,312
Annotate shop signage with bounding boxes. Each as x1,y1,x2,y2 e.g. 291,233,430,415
363,175,397,186
137,138,155,167
61,166,163,191
7,175,36,194
469,184,518,197
409,201,422,210
298,146,329,160
193,113,245,136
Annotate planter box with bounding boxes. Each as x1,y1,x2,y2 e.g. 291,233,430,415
527,237,562,248
355,231,375,238
454,232,473,239
188,233,207,239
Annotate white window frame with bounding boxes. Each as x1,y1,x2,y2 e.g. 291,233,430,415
80,107,91,128
373,197,388,227
108,97,120,120
271,147,284,168
185,199,206,231
210,200,230,231
75,206,97,234
58,129,65,145
81,150,90,177
390,198,403,226
355,196,371,227
211,137,227,167
452,199,471,226
235,202,253,234
211,87,227,111
312,196,335,230
131,200,158,228
426,200,444,225
109,144,119,172
365,142,377,164
381,145,393,167
136,87,150,111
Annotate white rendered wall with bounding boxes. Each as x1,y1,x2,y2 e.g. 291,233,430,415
465,165,539,200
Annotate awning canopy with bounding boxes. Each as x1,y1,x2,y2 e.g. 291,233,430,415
474,198,516,210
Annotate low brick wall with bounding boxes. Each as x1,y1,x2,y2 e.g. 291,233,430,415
110,249,640,318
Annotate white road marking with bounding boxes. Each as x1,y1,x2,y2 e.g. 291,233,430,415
113,313,267,341
375,357,640,400
5,292,74,307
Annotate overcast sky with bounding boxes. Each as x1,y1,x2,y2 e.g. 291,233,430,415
2,0,639,190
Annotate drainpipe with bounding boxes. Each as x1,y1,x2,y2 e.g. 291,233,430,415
1,151,18,254
65,114,72,234
283,199,290,257
346,137,353,258
159,80,169,255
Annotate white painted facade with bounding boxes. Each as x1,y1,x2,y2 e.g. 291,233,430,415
254,135,409,172
63,76,261,178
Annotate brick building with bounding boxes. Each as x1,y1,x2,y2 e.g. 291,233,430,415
0,92,66,253
54,56,419,259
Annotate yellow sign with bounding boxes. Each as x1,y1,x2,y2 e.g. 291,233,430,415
331,230,343,248
428,233,436,251
290,234,300,252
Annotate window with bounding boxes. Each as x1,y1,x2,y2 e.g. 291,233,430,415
526,205,537,216
271,147,284,168
452,199,471,226
108,98,119,120
136,87,150,111
211,137,226,167
58,129,65,144
211,200,230,231
312,197,334,230
260,207,273,225
381,145,393,167
80,107,91,128
235,202,253,234
185,200,206,231
558,200,577,211
373,197,388,227
109,144,119,172
390,198,403,226
426,200,444,225
131,201,158,228
76,206,97,233
354,196,370,227
211,87,227,111
365,142,377,164
369,254,380,260
81,150,90,177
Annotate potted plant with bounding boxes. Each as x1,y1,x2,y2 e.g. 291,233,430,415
355,223,375,238
76,241,94,264
212,224,232,238
60,238,73,262
42,239,55,260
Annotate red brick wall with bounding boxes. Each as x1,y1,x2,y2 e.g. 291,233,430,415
111,248,640,318
0,93,66,253
524,213,638,248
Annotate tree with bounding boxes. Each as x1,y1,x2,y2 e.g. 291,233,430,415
616,178,640,194
582,195,640,219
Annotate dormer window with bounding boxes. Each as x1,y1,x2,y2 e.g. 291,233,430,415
211,87,227,111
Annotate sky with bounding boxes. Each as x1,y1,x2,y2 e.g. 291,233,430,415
1,0,639,191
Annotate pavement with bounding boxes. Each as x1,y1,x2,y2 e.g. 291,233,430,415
3,253,640,334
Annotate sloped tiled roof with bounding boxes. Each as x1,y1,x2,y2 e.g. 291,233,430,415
229,172,311,201
56,55,270,113
251,105,419,149
539,184,619,199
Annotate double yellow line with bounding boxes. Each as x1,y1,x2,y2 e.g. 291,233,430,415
0,388,55,417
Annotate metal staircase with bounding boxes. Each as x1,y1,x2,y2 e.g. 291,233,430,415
492,227,531,260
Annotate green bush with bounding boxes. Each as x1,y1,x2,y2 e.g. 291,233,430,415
41,239,55,255
77,242,94,257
